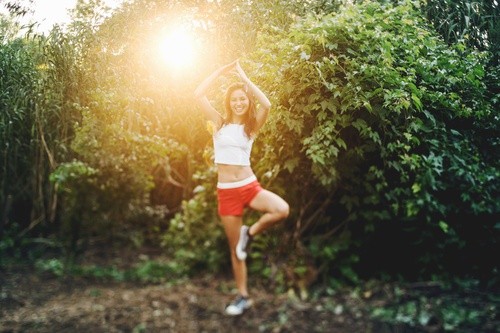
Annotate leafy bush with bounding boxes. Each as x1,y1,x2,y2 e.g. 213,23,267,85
161,170,227,275
248,0,499,284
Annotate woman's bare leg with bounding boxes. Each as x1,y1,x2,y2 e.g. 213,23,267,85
220,215,249,297
219,190,288,297
248,189,289,236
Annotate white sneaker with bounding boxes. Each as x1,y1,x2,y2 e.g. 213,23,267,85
236,225,250,261
224,295,253,316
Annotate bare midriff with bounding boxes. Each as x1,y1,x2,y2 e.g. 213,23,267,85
216,164,254,183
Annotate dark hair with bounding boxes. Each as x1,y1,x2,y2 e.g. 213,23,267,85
223,82,256,137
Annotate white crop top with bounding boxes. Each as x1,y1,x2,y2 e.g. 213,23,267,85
213,123,254,166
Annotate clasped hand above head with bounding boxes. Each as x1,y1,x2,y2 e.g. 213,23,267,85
219,59,248,80
195,58,271,130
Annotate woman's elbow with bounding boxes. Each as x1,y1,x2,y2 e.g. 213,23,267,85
262,102,271,111
194,92,208,105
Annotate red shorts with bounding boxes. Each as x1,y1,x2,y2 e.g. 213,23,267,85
217,175,263,216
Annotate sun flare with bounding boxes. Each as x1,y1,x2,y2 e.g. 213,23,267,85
158,28,197,70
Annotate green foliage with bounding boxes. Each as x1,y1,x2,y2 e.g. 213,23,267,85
35,257,186,283
246,225,291,293
1,0,499,295
370,281,499,332
0,38,39,218
161,170,227,274
35,258,65,277
43,2,198,252
0,222,21,264
250,0,499,284
130,259,184,283
0,33,66,247
422,0,500,54
0,20,91,258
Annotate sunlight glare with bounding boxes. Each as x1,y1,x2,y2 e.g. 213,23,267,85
159,28,197,70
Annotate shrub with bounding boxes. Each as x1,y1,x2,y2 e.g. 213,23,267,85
248,0,498,284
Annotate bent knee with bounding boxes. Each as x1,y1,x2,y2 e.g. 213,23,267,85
275,202,290,220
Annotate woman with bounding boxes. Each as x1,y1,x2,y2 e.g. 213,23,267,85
194,60,289,316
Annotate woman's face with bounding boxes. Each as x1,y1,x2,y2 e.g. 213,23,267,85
229,89,250,118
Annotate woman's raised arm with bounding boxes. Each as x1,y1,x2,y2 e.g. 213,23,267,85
194,60,238,125
235,61,271,132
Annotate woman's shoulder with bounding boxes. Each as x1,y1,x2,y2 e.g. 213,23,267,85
209,119,232,135
207,120,220,136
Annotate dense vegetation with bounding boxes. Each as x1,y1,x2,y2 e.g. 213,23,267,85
1,0,498,305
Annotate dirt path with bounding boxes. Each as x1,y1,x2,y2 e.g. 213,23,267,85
1,267,379,333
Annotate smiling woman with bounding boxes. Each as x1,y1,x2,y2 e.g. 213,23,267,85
158,27,197,70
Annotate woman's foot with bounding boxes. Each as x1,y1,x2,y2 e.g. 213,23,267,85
236,225,252,260
224,295,253,316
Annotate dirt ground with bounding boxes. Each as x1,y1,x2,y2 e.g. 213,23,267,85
0,265,415,333
1,244,497,333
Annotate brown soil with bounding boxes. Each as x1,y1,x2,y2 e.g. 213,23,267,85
0,265,397,333
1,246,496,333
